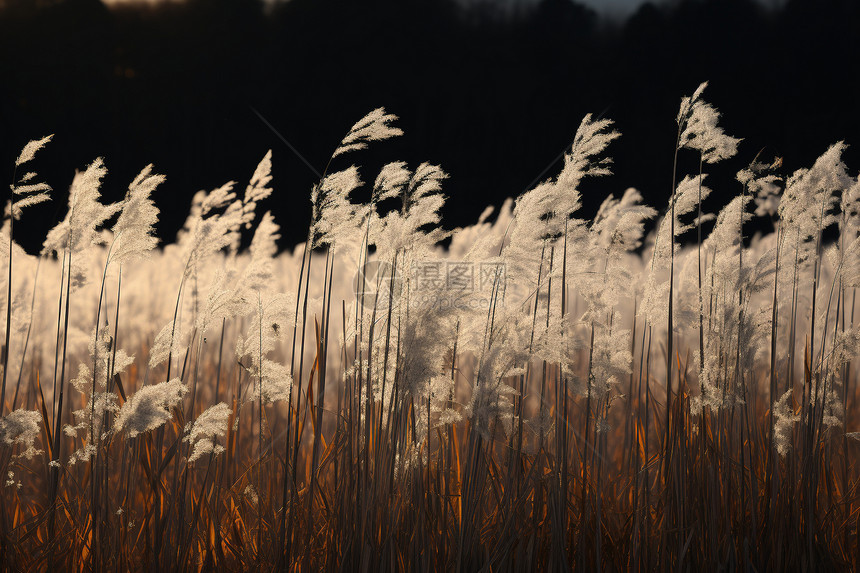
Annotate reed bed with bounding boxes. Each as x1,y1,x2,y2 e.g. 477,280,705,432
0,85,858,571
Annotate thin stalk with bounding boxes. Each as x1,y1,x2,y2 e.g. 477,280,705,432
10,257,41,411
1,193,13,413
279,236,309,570
697,154,705,377
48,229,73,553
304,248,333,568
285,235,312,567
665,121,683,487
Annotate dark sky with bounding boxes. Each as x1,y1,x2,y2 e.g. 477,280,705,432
1,0,858,253
102,0,789,20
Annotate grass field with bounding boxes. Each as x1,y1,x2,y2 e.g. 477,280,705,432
0,86,858,571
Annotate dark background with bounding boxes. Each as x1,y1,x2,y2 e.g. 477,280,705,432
1,0,858,253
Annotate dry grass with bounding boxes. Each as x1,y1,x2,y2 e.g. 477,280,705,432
0,99,858,572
